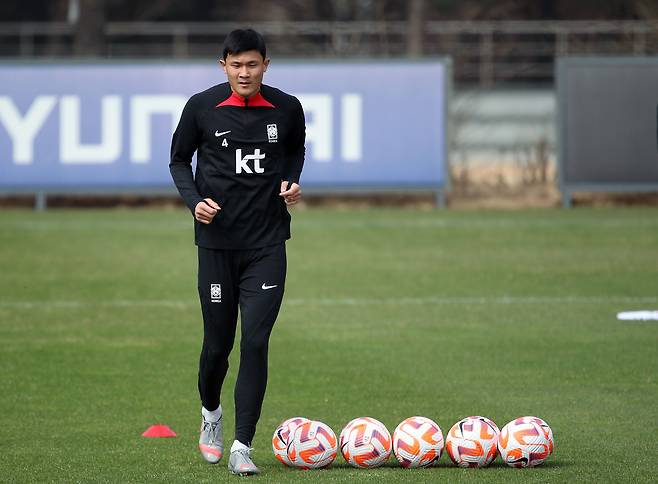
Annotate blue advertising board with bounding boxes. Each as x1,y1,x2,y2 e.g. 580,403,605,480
0,61,447,190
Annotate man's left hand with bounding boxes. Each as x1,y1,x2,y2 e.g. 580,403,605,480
280,181,302,206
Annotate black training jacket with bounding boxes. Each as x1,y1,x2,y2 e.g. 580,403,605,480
170,82,305,250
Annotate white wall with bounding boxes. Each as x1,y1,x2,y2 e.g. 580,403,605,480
450,89,555,166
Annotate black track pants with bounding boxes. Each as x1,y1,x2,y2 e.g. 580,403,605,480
197,243,286,445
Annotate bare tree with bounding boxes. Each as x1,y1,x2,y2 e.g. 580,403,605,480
633,0,658,19
74,0,105,56
407,0,425,57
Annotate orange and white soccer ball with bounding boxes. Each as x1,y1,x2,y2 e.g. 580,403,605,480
287,420,338,469
498,416,554,468
392,416,444,468
272,417,310,466
445,416,500,467
339,417,392,468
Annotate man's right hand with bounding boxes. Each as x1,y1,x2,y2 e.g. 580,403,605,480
195,198,221,224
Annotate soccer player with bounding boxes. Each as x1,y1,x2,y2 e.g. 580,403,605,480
169,28,305,476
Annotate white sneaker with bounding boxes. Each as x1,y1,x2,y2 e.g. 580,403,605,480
198,415,223,463
228,446,260,476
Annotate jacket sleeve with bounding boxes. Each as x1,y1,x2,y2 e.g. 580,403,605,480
170,95,204,213
282,97,306,184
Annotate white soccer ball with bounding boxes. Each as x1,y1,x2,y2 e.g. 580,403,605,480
445,416,500,467
498,416,554,467
272,417,310,466
339,417,392,468
287,420,338,469
392,416,444,468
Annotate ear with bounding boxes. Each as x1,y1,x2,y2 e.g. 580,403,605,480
219,59,227,73
263,58,270,72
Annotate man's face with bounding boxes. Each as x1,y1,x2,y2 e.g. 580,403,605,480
220,50,269,99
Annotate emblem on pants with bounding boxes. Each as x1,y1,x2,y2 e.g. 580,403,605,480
210,284,221,303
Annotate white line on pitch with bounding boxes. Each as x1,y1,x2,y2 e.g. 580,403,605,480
2,217,658,231
0,296,656,310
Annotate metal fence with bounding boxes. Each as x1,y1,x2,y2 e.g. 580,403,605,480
1,20,658,85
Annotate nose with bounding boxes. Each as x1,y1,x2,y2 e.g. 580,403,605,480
239,66,249,78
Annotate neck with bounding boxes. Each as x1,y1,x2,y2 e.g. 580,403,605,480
234,89,259,100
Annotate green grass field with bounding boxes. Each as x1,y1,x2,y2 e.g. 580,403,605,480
1,207,657,483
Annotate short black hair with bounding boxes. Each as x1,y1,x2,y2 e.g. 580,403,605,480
222,29,266,60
